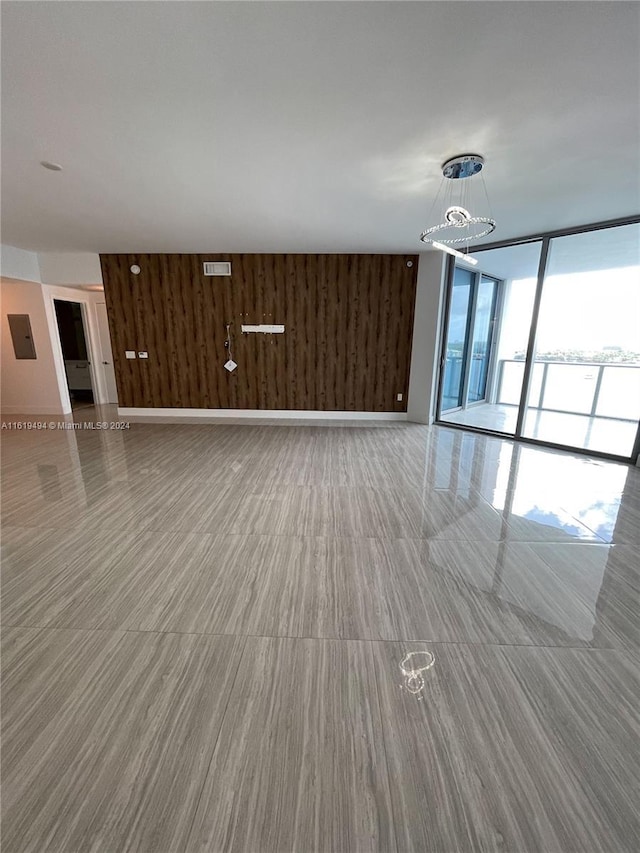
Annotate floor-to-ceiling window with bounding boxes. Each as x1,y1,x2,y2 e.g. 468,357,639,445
436,219,640,462
521,223,640,457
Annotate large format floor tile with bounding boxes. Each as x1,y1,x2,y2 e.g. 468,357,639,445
186,636,396,853
6,528,636,650
235,535,640,648
2,412,640,852
47,531,269,634
1,627,245,853
373,642,640,853
1,527,142,626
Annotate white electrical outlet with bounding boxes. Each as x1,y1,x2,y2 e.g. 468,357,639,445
125,350,136,359
224,359,237,372
397,393,403,402
138,351,148,359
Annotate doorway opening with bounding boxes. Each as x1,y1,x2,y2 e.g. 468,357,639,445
53,300,94,410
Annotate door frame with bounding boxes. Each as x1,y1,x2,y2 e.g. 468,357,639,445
438,261,472,414
467,273,500,406
95,300,119,404
43,286,109,411
438,264,501,416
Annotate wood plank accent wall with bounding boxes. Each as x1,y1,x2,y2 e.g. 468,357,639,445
100,254,418,411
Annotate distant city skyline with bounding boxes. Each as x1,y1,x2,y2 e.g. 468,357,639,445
505,266,640,356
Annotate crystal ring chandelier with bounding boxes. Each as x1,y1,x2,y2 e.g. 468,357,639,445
419,154,496,258
420,206,495,244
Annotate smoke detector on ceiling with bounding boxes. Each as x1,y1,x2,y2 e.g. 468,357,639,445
203,261,231,276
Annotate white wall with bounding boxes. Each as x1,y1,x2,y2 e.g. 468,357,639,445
0,245,104,286
38,252,103,286
0,245,41,283
0,278,69,414
407,251,446,424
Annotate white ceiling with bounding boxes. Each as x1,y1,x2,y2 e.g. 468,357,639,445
2,1,639,254
473,222,640,280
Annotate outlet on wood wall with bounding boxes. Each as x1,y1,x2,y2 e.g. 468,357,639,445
100,253,418,411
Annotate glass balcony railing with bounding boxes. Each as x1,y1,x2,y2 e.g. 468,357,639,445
442,354,492,410
495,359,640,422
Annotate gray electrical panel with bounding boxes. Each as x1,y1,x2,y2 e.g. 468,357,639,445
8,314,37,359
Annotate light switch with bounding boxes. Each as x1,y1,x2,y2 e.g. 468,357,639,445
138,351,148,359
125,350,136,359
396,393,403,401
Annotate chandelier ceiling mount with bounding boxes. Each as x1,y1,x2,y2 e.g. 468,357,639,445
419,153,496,259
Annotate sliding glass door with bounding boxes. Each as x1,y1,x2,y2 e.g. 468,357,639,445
436,220,640,461
521,223,640,457
468,276,498,404
441,267,473,411
440,268,502,427
441,269,499,418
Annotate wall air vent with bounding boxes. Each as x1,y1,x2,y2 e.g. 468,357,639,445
203,261,231,276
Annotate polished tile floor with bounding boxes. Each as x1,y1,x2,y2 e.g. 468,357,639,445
442,402,639,457
2,408,640,852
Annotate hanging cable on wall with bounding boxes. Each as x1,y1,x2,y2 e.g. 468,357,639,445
224,323,237,372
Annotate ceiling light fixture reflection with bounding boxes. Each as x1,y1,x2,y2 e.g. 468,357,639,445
400,650,435,698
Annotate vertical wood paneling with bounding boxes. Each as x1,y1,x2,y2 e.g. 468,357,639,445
315,254,328,411
101,253,417,411
334,257,349,410
377,255,392,411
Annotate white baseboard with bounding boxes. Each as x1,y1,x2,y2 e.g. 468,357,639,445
1,405,71,416
118,407,408,422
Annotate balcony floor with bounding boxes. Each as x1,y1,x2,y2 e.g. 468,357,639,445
441,403,638,456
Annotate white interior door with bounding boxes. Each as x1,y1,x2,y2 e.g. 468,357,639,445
96,302,119,403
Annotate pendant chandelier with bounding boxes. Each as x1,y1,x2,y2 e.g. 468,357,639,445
419,154,496,265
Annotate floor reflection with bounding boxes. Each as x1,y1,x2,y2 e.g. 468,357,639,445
427,427,631,544
399,651,435,699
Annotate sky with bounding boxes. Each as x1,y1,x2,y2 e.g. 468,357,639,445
505,266,640,355
535,267,640,353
